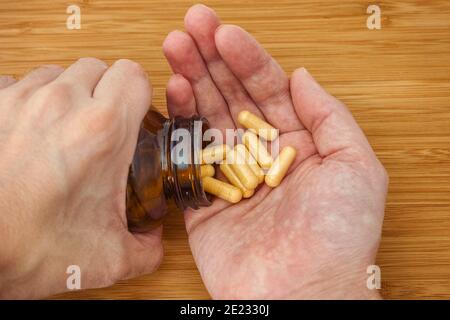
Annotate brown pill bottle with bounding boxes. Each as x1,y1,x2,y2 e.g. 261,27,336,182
126,107,211,232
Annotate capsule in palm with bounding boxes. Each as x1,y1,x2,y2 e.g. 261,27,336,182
226,147,259,190
202,176,242,203
200,164,215,178
201,144,231,164
242,130,273,169
220,162,254,198
238,110,278,141
265,146,297,187
234,144,265,184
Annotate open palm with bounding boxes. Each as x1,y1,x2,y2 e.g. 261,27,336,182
163,5,388,299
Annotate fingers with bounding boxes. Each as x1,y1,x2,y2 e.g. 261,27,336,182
215,24,304,132
0,76,17,90
55,57,108,97
184,4,263,123
290,68,375,158
163,30,235,132
93,59,152,131
166,74,197,118
7,65,64,99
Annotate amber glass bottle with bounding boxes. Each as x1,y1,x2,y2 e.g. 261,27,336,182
126,107,211,232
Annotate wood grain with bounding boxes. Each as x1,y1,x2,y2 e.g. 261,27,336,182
1,0,450,299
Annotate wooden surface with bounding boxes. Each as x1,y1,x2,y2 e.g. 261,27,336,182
1,0,450,299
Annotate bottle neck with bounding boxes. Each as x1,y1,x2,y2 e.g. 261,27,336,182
161,116,211,210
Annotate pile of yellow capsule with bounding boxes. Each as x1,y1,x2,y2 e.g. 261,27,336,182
199,110,297,204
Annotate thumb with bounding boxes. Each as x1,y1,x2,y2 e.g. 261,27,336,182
291,68,375,160
121,227,163,279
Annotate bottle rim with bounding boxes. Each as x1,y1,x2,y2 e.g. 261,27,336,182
162,115,212,210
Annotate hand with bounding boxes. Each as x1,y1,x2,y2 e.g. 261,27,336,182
163,5,388,299
0,59,162,298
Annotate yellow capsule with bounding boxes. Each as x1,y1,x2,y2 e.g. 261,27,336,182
219,162,255,198
200,164,215,178
234,144,265,184
226,148,259,190
265,146,297,188
242,130,273,169
202,176,242,203
238,110,278,141
201,144,231,164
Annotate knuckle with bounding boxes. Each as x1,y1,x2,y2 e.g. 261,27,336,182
15,82,74,128
75,104,126,156
114,59,146,77
77,57,108,68
39,64,65,74
32,82,72,108
61,99,132,163
83,105,121,136
24,65,63,82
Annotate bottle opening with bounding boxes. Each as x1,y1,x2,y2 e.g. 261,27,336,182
162,116,212,210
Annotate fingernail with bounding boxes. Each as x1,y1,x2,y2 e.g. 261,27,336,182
300,67,318,83
301,67,310,76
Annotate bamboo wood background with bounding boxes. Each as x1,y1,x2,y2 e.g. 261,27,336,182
1,0,450,299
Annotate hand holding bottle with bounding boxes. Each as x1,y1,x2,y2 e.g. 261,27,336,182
0,59,162,298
